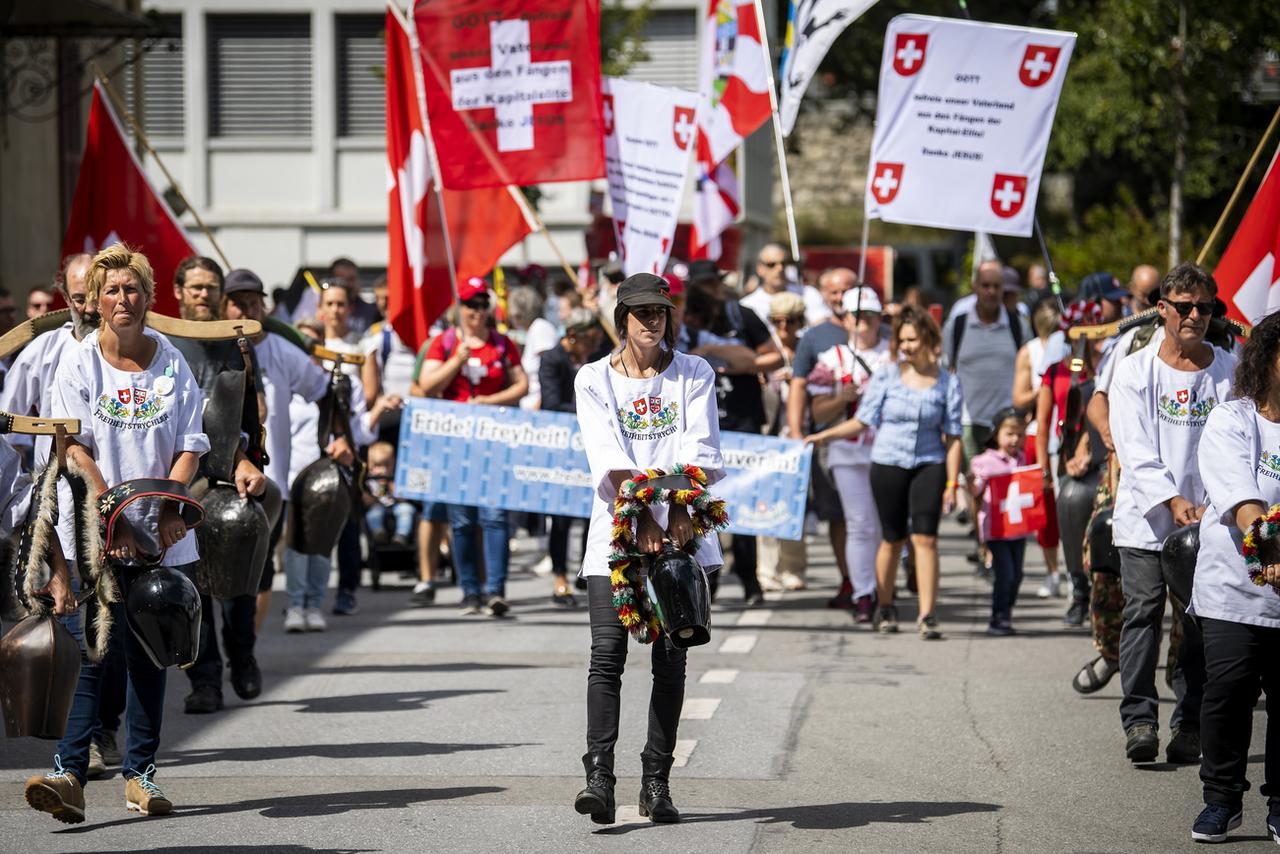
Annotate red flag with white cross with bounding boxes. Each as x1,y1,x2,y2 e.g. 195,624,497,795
413,0,605,190
1215,151,1280,326
987,466,1047,540
61,82,195,316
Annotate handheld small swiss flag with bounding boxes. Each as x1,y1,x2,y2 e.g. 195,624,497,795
62,82,196,317
987,466,1047,540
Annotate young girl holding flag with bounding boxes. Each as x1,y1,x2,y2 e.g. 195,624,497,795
969,408,1033,636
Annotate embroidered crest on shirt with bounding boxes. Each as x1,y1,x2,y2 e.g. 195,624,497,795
1260,449,1280,481
616,397,680,440
1158,387,1216,425
96,384,171,429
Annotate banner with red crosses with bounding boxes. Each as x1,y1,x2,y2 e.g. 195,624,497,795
865,14,1076,237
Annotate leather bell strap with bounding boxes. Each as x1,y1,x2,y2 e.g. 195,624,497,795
99,478,205,565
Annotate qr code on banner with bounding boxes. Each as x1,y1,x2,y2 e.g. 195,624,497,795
404,467,432,492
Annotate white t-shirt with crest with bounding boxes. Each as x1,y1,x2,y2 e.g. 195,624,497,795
574,351,725,578
51,330,209,566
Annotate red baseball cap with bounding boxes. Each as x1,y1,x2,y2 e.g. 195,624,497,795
661,272,685,298
458,277,488,303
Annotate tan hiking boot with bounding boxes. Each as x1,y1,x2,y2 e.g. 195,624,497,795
25,756,85,824
125,765,172,816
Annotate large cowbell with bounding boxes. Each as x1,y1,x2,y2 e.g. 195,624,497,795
644,543,712,649
125,566,202,669
0,613,82,738
1087,508,1120,575
1161,523,1200,608
191,477,282,599
289,457,352,557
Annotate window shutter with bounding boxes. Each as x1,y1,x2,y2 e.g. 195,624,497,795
337,15,385,137
121,16,184,138
208,15,312,138
628,11,698,89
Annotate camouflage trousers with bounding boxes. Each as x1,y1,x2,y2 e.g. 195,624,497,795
1083,454,1182,681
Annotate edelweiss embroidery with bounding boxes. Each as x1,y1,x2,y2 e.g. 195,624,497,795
616,398,680,440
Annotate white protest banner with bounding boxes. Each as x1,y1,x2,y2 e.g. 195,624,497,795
602,77,698,276
779,0,879,136
864,15,1075,237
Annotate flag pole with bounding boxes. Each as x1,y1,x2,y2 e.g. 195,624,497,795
752,0,801,262
1195,103,1280,267
394,1,460,306
90,63,232,271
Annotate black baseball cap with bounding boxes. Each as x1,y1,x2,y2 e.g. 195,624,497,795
616,273,675,310
686,259,724,284
224,268,265,296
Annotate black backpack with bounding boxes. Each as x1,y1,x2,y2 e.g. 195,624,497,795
950,307,1024,367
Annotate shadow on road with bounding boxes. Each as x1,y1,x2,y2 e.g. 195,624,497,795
246,688,503,714
596,800,1001,834
299,661,536,676
158,740,531,768
90,848,376,854
55,785,506,834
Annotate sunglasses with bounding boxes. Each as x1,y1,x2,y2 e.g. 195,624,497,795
462,297,491,310
760,260,785,268
1162,299,1214,319
770,315,804,326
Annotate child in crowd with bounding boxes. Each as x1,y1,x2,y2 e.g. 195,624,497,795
363,441,416,547
969,408,1031,636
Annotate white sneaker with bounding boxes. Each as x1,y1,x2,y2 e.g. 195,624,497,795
1037,572,1062,599
304,608,327,632
283,607,306,633
531,554,554,577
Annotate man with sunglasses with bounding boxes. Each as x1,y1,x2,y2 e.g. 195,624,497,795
1109,263,1236,765
740,244,829,331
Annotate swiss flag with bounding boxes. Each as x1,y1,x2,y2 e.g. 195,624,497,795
991,173,1028,218
870,162,904,204
987,466,1048,540
892,33,928,77
386,6,531,352
1215,153,1280,326
61,82,195,317
1018,45,1062,88
413,0,605,190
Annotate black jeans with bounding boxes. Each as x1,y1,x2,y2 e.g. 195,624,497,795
550,515,587,576
1199,616,1279,809
586,576,686,761
337,517,362,593
186,593,256,691
1118,547,1205,733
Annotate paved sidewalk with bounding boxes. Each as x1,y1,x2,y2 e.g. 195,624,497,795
1,519,1272,852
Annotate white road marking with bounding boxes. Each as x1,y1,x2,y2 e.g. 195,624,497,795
736,610,772,627
718,634,758,654
672,739,697,768
700,669,738,684
681,698,722,720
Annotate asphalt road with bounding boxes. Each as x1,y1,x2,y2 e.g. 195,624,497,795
1,519,1273,853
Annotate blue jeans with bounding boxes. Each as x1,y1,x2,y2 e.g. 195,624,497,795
284,547,330,610
989,538,1026,621
448,504,509,598
366,501,417,540
55,564,193,785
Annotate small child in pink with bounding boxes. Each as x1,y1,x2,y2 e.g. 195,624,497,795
968,408,1030,636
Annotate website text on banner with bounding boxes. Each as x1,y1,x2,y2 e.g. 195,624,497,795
865,14,1076,238
394,398,814,540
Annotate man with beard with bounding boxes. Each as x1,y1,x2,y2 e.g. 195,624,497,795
169,256,270,714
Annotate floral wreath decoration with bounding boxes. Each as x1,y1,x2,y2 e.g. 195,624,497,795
608,464,730,643
1241,504,1280,594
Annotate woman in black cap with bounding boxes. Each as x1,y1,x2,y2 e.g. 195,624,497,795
571,273,724,825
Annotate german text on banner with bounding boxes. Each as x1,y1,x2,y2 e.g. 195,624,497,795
62,82,196,317
602,77,698,277
864,15,1075,238
394,398,814,540
779,0,879,136
413,0,605,190
1214,154,1280,326
986,465,1048,540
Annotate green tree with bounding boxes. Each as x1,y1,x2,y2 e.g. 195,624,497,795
601,0,653,78
1050,0,1280,269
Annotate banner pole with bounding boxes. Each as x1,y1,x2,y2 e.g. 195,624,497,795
90,64,231,270
752,0,801,262
1033,219,1064,311
856,214,870,285
1195,103,1280,267
394,2,460,307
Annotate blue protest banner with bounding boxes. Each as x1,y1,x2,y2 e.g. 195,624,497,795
394,398,812,539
